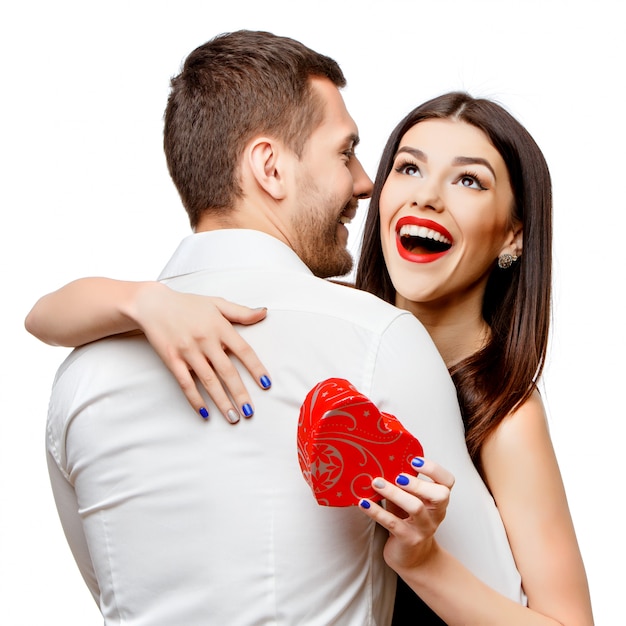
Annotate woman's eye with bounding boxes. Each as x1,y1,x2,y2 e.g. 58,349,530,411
458,175,485,190
396,162,420,176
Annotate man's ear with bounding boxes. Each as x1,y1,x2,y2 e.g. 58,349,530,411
246,138,288,200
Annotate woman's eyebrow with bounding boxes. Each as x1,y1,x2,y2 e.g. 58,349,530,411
394,146,427,161
394,148,497,181
452,156,496,179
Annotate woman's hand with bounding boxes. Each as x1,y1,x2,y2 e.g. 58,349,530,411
130,284,272,423
26,278,272,423
357,457,455,572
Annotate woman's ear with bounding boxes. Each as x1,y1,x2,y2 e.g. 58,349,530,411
246,138,288,200
500,220,523,258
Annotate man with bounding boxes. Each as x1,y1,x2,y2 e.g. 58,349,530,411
45,31,523,624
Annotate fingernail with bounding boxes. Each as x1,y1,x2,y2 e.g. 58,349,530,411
372,478,385,489
411,457,425,469
254,307,268,312
260,375,272,389
242,403,254,418
396,474,410,486
359,499,371,509
227,409,240,424
199,407,209,419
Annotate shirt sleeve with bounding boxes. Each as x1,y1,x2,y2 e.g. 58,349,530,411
367,312,526,604
46,450,101,604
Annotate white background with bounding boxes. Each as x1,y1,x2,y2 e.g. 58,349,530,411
1,1,623,623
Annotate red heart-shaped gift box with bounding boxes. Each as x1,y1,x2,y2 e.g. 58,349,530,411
297,378,423,507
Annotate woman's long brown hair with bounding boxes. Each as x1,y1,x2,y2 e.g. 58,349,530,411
355,92,552,477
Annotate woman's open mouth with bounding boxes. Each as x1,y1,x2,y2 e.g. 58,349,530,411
395,217,452,263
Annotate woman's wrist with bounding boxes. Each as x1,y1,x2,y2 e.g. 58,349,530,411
121,281,167,332
392,539,445,591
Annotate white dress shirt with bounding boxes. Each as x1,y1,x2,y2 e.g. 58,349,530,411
47,229,524,625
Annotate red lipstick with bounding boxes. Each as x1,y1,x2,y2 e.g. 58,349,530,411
395,217,453,263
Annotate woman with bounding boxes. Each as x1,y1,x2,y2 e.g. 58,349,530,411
25,93,593,624
353,93,592,624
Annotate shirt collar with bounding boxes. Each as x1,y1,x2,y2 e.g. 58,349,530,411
158,229,314,281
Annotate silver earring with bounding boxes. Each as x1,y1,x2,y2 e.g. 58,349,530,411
497,253,518,269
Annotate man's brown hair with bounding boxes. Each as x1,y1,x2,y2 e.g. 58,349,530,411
163,30,346,228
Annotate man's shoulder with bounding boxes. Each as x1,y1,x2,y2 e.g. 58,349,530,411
271,272,403,315
169,267,415,335
324,277,416,314
51,334,158,393
321,279,398,310
274,275,417,333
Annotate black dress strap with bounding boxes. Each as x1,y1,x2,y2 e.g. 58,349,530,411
392,577,447,625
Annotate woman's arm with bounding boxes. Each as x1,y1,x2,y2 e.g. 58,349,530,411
25,278,272,422
479,390,593,623
358,396,594,624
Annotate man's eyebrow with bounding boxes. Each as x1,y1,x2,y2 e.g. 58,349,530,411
453,156,496,179
346,133,360,149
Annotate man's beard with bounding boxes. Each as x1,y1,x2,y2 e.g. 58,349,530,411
291,170,356,278
292,199,355,279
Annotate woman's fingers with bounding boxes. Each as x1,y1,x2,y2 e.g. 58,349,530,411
357,459,455,571
410,457,455,491
136,289,272,422
166,357,218,421
211,300,272,393
212,299,268,326
357,458,455,537
357,498,405,532
374,475,449,517
190,340,262,422
191,302,272,420
163,338,268,423
181,349,244,423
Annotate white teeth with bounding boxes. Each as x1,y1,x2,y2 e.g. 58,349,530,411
399,224,451,244
338,215,352,225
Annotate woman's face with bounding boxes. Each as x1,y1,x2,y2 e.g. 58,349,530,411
379,119,520,312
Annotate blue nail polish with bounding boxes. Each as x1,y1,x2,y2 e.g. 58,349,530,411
242,403,254,417
260,375,272,389
359,499,371,509
396,474,410,486
411,457,425,469
199,407,209,419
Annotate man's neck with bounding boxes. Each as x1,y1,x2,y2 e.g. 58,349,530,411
194,211,240,233
195,204,294,251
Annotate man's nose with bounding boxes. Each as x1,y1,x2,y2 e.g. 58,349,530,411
351,157,373,199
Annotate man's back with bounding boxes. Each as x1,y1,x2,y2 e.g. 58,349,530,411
47,230,523,624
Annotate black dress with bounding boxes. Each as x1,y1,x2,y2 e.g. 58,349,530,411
391,577,447,625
